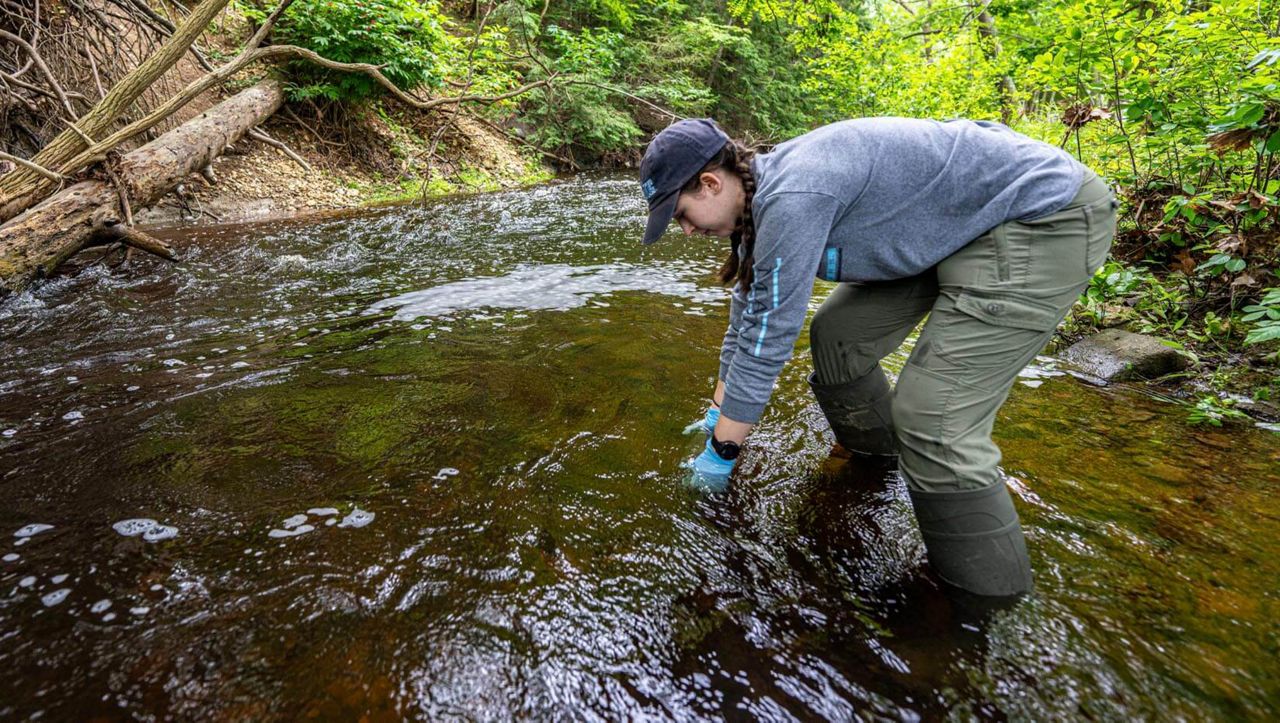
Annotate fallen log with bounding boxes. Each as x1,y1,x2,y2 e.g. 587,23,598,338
0,79,284,297
0,0,235,223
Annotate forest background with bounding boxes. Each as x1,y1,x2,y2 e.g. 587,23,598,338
1,0,1279,422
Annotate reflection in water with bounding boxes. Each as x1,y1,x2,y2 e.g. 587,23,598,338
0,173,1277,719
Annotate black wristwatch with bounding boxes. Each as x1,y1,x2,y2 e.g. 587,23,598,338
710,435,741,461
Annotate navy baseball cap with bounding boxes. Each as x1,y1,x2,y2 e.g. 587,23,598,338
639,118,730,245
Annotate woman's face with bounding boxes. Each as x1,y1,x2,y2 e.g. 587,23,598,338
673,170,744,238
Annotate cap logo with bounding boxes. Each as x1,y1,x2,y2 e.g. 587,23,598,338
641,178,657,200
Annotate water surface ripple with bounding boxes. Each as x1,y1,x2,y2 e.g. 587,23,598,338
1,174,1277,719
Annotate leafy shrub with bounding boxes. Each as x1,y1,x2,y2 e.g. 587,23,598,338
252,0,451,101
1242,288,1280,345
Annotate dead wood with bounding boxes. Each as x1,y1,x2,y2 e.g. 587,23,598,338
0,78,283,296
0,0,233,224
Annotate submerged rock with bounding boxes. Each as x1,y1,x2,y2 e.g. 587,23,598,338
1062,329,1189,382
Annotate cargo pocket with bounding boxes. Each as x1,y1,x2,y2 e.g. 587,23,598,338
954,287,1064,331
917,288,1068,390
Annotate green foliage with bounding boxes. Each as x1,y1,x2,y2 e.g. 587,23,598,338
1242,288,1280,345
250,0,450,101
1187,394,1251,426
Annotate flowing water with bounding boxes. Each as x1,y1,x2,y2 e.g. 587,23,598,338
1,174,1277,720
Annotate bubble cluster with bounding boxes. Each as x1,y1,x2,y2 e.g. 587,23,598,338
112,518,179,542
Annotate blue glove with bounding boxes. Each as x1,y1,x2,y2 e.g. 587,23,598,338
683,438,736,491
681,405,720,436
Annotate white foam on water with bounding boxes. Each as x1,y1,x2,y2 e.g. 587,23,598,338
15,523,53,538
142,525,178,542
90,599,112,613
113,518,179,542
2,553,18,562
230,361,250,369
62,410,84,422
325,518,337,526
368,263,724,321
268,524,314,538
50,574,67,584
126,385,140,392
1020,380,1044,388
2,429,15,437
338,509,375,529
41,589,69,607
14,537,27,546
19,576,36,587
433,468,460,480
282,514,308,529
307,508,340,516
102,612,116,622
130,606,149,615
162,359,186,367
113,518,157,537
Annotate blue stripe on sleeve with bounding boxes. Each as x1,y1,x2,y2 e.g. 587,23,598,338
753,257,783,357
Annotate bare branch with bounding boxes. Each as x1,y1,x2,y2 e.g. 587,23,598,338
0,151,65,183
247,127,312,172
0,28,78,118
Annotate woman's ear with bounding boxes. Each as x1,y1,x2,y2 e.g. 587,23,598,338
699,171,723,195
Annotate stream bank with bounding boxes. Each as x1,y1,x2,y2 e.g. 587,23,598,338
134,102,556,227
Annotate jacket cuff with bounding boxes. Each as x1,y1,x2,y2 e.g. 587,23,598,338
718,392,764,425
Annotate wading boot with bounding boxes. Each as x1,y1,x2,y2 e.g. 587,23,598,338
907,483,1033,597
808,370,897,458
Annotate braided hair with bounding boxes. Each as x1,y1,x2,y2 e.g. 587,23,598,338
679,140,758,292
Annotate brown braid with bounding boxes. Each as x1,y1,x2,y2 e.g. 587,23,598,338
679,140,758,292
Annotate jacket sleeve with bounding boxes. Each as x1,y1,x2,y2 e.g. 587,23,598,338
717,284,747,382
719,191,844,424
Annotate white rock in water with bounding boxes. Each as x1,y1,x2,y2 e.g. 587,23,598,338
50,574,67,584
62,410,84,421
2,553,18,562
306,508,340,516
281,514,308,529
90,599,112,613
19,576,36,588
338,509,375,529
2,429,16,437
41,588,70,607
14,523,53,538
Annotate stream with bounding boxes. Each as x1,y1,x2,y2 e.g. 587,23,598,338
1,174,1277,719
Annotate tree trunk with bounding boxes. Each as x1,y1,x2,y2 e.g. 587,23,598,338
0,79,284,297
977,2,1018,123
0,0,233,224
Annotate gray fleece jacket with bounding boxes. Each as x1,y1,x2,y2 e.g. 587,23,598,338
716,117,1085,424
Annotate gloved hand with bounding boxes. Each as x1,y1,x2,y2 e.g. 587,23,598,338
681,405,720,436
683,438,736,491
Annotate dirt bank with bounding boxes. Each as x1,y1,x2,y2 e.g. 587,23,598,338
135,102,555,228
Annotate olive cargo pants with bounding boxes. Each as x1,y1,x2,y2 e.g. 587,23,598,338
809,170,1117,494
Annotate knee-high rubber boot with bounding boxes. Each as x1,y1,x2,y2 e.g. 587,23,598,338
808,370,897,457
907,483,1033,596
